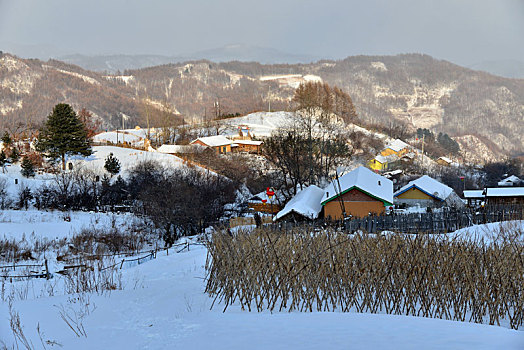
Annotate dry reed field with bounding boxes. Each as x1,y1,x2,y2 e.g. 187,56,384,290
205,224,524,330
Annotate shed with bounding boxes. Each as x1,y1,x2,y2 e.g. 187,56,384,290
274,185,324,222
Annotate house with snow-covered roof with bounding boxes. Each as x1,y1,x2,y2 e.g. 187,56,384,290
381,139,411,157
437,156,453,167
368,154,399,171
190,135,233,154
484,187,524,206
274,185,324,222
232,139,263,154
497,175,522,187
394,175,460,208
463,189,484,207
321,166,393,219
248,189,283,214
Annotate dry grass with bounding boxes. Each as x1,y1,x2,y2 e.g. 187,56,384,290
205,224,524,330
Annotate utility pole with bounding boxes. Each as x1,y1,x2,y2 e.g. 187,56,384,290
145,94,151,140
420,133,425,170
122,114,125,143
268,85,271,112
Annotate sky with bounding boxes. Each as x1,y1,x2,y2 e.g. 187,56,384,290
0,0,523,66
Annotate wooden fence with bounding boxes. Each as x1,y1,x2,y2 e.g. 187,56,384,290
274,205,524,234
1,241,200,282
229,216,273,228
344,205,523,234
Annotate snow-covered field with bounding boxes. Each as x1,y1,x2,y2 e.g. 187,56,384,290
0,209,135,241
220,111,294,138
74,145,185,173
1,215,523,349
1,244,522,349
0,145,187,197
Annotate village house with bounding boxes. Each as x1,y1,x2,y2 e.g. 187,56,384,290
368,154,400,171
394,175,460,208
232,139,263,154
484,187,524,206
321,166,393,219
380,139,411,157
190,135,233,154
274,185,325,222
248,190,282,214
437,156,453,167
497,175,522,187
463,189,485,207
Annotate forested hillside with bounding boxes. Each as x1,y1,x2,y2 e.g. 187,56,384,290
1,52,522,157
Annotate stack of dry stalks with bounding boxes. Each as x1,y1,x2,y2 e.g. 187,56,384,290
205,225,524,330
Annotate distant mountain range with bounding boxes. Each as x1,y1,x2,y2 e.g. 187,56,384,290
3,42,523,79
56,45,320,73
0,51,522,162
468,60,524,79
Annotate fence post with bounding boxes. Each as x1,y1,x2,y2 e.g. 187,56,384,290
120,259,125,269
44,259,50,280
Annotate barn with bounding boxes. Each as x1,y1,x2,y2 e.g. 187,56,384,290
321,167,393,219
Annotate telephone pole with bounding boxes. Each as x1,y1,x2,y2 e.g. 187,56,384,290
268,85,271,112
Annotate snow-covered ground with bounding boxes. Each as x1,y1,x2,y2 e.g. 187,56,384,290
93,131,142,145
74,145,185,174
1,218,522,348
448,220,524,243
220,111,294,138
0,146,187,201
2,243,522,349
0,209,135,241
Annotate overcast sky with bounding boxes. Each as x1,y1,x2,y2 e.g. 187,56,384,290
0,0,523,65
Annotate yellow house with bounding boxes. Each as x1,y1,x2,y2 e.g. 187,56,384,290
368,154,399,171
381,139,410,157
394,175,454,207
368,156,387,171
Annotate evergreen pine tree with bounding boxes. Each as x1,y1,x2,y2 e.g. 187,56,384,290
9,147,20,163
36,103,92,170
104,152,121,176
1,132,12,147
21,157,35,177
0,150,6,173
